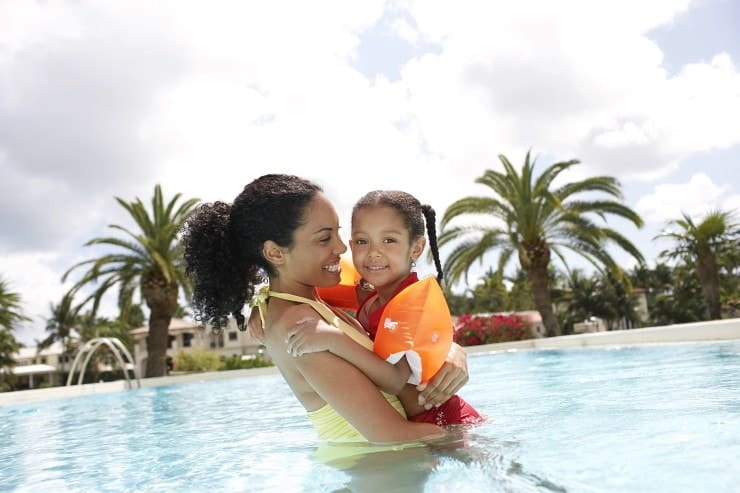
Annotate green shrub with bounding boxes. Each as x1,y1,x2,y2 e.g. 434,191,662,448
219,353,273,371
173,349,221,372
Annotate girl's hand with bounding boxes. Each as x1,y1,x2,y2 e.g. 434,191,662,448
416,342,469,409
285,316,343,357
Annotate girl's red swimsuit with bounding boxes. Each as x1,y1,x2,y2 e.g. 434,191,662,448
357,272,483,426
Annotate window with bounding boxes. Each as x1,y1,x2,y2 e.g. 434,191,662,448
210,333,224,348
168,335,175,349
183,332,194,348
228,331,237,341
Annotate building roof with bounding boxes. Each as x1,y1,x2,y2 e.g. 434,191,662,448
129,318,205,336
15,341,65,360
10,364,58,376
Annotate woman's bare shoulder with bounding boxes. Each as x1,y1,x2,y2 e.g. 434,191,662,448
268,302,321,335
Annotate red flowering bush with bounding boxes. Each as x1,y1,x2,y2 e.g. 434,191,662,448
453,313,532,346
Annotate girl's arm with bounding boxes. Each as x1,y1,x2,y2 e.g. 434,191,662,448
286,315,412,395
285,315,472,406
416,342,469,408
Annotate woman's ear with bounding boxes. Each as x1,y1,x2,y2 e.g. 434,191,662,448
262,240,287,266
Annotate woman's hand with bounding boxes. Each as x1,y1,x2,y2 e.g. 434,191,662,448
285,316,343,357
416,342,469,409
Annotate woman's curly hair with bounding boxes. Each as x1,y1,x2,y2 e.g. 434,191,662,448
181,174,322,331
352,190,443,283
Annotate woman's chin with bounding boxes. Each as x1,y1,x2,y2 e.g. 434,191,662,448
317,274,341,288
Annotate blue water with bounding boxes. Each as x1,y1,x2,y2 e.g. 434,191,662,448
1,341,739,492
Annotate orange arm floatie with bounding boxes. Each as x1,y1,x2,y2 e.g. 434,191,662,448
316,257,361,311
373,277,453,384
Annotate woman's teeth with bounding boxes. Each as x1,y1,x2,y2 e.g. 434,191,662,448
323,263,340,272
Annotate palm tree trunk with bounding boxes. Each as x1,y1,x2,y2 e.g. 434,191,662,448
527,265,561,336
143,278,179,378
696,249,721,319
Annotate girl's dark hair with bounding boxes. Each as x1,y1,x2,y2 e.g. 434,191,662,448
181,174,322,331
352,190,443,283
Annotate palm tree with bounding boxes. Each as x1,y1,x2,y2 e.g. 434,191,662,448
0,276,29,385
439,151,645,336
0,276,30,333
63,185,199,377
39,292,83,350
656,210,739,320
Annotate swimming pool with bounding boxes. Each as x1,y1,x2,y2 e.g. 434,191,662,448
1,341,739,492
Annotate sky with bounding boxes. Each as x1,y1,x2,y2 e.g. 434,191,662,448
1,0,739,346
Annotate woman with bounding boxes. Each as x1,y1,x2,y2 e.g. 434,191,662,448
182,174,465,444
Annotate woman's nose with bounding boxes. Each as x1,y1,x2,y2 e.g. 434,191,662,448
335,237,347,255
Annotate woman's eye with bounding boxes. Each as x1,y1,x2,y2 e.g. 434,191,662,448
319,237,331,243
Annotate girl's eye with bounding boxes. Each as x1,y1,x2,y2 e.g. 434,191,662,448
383,238,396,244
354,239,367,246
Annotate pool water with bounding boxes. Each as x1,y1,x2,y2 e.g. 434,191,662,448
1,341,739,492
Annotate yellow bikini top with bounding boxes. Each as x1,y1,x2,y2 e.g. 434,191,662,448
249,285,373,351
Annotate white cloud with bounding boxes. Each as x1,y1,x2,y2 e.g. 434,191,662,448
394,0,739,181
0,0,738,341
635,173,738,224
0,253,71,344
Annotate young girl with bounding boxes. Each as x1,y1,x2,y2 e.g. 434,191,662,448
286,190,482,426
181,174,446,444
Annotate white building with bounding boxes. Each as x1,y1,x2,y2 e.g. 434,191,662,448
129,317,265,376
8,342,70,389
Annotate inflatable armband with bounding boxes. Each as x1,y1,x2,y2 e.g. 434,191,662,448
373,277,453,385
316,257,361,311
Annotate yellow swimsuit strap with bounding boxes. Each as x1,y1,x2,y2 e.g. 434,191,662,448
249,286,373,351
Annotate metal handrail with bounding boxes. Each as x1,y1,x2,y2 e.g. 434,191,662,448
66,337,141,389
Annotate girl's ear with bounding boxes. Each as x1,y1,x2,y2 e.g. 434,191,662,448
262,240,287,266
410,236,426,263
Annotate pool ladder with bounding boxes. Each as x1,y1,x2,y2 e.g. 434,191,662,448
66,337,141,389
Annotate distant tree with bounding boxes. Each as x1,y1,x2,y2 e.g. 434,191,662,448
469,268,509,313
63,185,199,377
650,264,706,325
0,277,28,385
559,269,599,333
631,263,706,325
656,210,739,319
443,289,475,316
505,269,535,312
439,151,645,336
630,263,674,315
39,292,84,359
0,276,30,333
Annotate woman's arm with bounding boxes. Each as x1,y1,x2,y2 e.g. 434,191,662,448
286,315,412,395
296,349,444,444
285,315,471,409
276,307,445,444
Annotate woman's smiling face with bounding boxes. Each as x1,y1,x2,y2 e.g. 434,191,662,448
277,192,347,293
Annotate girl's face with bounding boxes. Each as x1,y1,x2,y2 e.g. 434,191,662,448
350,205,425,292
277,193,347,292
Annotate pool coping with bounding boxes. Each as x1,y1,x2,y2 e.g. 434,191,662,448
2,317,738,407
